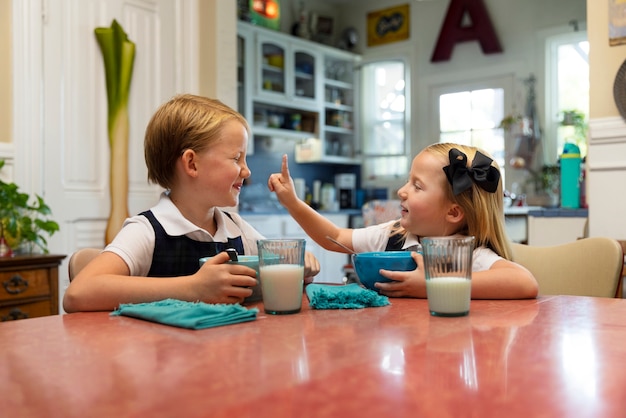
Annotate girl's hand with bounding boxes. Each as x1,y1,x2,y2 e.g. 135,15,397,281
267,154,299,208
304,251,320,283
194,251,258,304
375,252,426,298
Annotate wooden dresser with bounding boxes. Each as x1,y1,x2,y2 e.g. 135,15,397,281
0,254,66,321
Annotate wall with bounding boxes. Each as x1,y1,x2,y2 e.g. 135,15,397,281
198,0,237,109
588,0,625,118
587,0,626,240
0,0,11,144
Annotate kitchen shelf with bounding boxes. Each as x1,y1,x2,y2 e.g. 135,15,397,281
237,21,361,163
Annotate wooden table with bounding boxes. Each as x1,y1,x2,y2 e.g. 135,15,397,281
2,295,626,417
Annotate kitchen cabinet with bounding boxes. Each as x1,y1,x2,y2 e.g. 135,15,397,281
238,21,360,164
237,23,254,154
255,32,320,105
527,208,588,246
246,213,349,283
0,254,65,321
321,50,359,163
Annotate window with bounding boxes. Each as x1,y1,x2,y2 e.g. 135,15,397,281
546,31,589,160
360,60,408,183
434,77,511,181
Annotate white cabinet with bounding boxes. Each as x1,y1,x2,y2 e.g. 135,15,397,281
527,209,588,246
255,33,320,106
245,213,350,283
237,24,254,154
237,21,360,165
321,51,359,163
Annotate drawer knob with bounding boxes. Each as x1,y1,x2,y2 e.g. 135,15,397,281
1,308,29,321
3,275,29,295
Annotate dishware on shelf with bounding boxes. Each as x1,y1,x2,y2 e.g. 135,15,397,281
421,236,475,317
257,239,306,314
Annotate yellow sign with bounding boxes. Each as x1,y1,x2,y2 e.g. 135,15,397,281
367,4,410,47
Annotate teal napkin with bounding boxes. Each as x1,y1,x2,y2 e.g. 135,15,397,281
110,299,259,330
306,283,390,309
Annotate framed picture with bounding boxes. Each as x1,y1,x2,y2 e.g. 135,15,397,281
609,0,626,46
249,0,281,31
367,4,410,47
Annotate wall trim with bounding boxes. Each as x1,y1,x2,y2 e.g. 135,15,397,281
12,0,44,195
589,116,626,143
0,142,15,160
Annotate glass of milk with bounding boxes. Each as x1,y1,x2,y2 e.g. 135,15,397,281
257,239,306,315
421,236,475,317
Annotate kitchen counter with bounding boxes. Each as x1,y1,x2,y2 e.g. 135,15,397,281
527,207,588,217
504,205,543,215
239,208,363,216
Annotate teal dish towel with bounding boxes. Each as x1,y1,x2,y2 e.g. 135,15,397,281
306,283,390,309
111,299,259,330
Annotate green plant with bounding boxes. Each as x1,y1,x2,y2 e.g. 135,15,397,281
0,160,60,254
560,109,588,146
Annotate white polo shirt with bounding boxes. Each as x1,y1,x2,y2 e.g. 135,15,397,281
105,193,264,276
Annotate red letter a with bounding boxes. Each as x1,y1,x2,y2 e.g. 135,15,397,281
431,0,503,62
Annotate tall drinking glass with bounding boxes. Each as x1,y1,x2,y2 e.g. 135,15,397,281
422,236,474,317
257,239,306,315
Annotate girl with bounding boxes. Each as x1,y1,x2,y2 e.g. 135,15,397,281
268,142,538,299
64,94,319,313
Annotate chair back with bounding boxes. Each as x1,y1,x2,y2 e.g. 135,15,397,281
68,248,101,282
361,199,402,227
511,237,624,298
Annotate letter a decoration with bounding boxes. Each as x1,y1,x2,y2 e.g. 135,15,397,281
94,20,136,244
431,0,502,62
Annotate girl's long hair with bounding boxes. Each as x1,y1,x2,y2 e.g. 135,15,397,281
425,142,512,259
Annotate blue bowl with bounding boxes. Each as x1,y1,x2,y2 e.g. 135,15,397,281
352,251,417,291
199,255,262,302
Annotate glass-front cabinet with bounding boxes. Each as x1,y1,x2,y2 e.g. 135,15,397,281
256,34,319,106
238,21,360,164
323,52,358,162
237,24,254,153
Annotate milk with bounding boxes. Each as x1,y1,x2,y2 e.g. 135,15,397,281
426,277,471,315
259,264,304,313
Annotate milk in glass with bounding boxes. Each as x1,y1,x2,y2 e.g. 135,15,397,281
259,264,304,313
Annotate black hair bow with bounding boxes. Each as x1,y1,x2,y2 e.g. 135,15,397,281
442,148,501,196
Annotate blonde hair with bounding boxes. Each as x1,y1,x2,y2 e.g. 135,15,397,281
423,142,512,259
390,143,511,258
144,94,250,189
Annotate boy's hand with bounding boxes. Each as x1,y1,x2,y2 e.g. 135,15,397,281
196,251,257,304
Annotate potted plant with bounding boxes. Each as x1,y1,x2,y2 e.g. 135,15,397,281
526,164,560,208
0,160,60,256
560,109,588,148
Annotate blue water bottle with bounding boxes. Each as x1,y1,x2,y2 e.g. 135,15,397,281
560,143,581,209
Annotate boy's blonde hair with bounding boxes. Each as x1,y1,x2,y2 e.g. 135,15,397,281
144,94,250,189
425,142,512,259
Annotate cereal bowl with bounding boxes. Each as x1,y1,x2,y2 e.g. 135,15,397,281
352,251,417,291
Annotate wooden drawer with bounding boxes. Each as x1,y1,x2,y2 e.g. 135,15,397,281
0,300,53,321
0,268,51,303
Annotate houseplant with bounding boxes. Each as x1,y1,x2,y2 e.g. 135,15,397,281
0,160,60,255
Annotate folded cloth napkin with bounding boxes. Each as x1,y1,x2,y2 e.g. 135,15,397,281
306,283,390,309
111,299,259,330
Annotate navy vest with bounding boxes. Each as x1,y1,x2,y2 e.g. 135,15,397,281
385,222,406,251
141,210,244,277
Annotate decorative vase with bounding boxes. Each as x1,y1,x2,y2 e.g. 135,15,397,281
0,236,13,257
